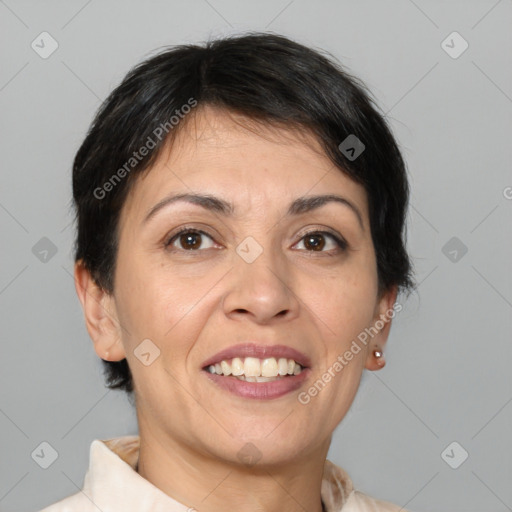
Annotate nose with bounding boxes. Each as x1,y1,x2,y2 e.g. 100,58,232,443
222,246,300,325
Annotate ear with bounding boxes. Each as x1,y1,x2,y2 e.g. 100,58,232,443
364,284,398,371
74,260,126,362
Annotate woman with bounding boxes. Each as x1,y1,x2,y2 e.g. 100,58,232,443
41,32,415,512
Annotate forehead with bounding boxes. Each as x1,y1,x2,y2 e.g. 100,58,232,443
120,106,369,225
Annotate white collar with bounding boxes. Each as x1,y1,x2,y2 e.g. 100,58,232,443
78,435,356,511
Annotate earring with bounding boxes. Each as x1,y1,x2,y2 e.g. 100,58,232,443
104,350,110,361
373,348,385,366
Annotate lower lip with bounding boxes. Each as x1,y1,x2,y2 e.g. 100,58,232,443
203,369,310,400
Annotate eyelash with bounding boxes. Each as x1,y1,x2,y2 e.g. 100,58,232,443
164,226,348,255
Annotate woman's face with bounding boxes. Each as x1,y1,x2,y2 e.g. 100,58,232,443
93,106,395,465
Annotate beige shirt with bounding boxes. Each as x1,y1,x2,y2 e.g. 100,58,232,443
39,436,406,512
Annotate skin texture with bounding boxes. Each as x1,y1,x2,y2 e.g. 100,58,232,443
75,106,397,512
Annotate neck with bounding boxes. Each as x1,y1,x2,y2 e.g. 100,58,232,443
136,423,329,512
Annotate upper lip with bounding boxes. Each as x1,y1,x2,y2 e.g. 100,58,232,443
201,343,311,369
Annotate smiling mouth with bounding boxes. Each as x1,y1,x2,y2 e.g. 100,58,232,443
203,356,304,382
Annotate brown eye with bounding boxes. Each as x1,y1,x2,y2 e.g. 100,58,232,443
166,229,215,251
295,231,347,253
303,233,326,251
178,232,202,250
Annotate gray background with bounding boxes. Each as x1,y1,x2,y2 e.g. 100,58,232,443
1,1,511,511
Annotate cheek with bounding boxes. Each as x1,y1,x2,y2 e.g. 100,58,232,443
116,249,203,332
116,259,217,369
305,263,377,336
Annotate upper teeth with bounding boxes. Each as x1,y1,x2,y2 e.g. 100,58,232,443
207,357,302,377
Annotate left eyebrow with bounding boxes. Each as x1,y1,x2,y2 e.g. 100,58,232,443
287,194,364,230
142,192,364,231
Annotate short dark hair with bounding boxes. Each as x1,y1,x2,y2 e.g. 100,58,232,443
72,32,415,394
